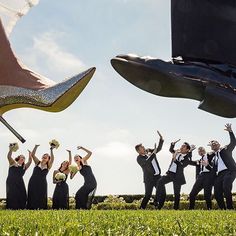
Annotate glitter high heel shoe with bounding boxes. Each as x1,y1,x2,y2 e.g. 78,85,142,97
0,18,96,142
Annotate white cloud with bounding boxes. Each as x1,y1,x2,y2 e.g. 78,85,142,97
94,141,133,160
19,31,86,80
33,32,85,71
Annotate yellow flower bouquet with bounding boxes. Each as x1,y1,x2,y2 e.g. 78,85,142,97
69,165,78,173
55,172,66,181
10,142,19,152
49,139,60,149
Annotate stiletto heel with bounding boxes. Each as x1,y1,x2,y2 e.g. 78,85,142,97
0,116,26,143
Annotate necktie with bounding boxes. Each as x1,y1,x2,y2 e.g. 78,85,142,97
214,152,219,172
177,154,182,162
201,156,204,172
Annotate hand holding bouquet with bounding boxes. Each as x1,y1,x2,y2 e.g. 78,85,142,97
9,142,19,152
69,165,78,174
55,172,66,181
49,139,60,149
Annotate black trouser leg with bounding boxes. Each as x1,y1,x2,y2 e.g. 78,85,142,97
156,175,172,209
203,178,213,210
140,182,154,209
214,174,226,209
222,171,236,209
154,175,161,206
171,0,236,65
189,176,204,209
173,182,181,210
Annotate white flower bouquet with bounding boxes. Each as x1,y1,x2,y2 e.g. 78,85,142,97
55,172,66,181
49,139,60,149
69,165,78,173
10,142,19,152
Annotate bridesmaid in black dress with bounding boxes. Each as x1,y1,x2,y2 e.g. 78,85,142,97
70,146,97,209
52,150,72,209
27,143,55,209
6,143,32,209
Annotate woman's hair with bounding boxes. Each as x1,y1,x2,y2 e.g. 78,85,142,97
74,154,82,160
15,155,25,165
43,153,51,165
58,161,69,171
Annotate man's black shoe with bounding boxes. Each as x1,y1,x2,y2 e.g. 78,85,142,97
111,54,236,118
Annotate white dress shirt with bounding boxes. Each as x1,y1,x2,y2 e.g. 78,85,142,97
168,153,185,173
215,151,227,174
146,154,160,175
151,158,160,175
200,154,210,174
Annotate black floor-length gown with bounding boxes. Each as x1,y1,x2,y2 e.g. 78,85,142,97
6,165,27,209
52,172,69,209
75,164,97,209
27,163,49,209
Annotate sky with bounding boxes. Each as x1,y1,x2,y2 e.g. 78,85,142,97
0,0,235,198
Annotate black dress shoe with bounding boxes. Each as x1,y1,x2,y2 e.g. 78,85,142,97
111,54,236,118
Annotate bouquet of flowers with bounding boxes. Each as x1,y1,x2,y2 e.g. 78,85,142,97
55,172,66,181
10,142,19,152
49,139,60,149
69,165,78,173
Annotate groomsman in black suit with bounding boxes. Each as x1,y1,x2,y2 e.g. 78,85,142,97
136,131,164,209
156,140,195,210
208,123,236,209
189,147,215,210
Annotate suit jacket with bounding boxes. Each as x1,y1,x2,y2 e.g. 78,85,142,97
168,143,195,185
137,138,164,183
194,154,214,179
208,131,236,172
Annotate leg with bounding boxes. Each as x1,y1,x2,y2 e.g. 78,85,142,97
156,175,172,209
0,19,54,89
214,175,226,209
189,177,204,209
222,171,236,209
173,182,182,210
154,176,161,207
87,187,96,210
140,182,154,209
203,177,213,210
75,186,87,209
171,0,236,65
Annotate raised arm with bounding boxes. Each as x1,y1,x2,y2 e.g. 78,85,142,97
176,145,196,167
137,153,156,168
48,145,55,169
67,150,72,165
156,130,164,153
24,150,32,170
225,123,236,152
31,145,40,164
70,170,77,179
169,139,180,154
77,146,92,163
7,144,15,166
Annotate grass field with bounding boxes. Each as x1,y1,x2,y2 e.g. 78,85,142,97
0,210,235,235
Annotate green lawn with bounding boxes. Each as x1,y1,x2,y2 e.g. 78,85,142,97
0,210,235,235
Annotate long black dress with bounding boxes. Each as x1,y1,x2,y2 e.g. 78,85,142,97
52,172,69,209
75,165,97,209
6,165,27,209
27,163,49,209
